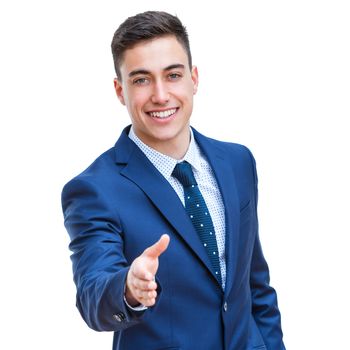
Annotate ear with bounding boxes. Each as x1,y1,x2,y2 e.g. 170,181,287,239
191,66,199,95
114,78,126,105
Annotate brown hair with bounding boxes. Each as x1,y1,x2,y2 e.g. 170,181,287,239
111,11,192,80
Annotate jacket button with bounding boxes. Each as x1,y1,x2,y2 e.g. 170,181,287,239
223,302,228,312
113,312,125,322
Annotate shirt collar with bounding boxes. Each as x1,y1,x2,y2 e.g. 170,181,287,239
128,126,202,179
182,130,201,172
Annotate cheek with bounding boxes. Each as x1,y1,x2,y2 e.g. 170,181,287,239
179,90,194,107
130,90,150,109
172,84,194,103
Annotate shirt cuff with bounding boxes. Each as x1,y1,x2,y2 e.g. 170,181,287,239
123,294,148,311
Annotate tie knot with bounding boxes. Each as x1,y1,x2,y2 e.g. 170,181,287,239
172,161,197,187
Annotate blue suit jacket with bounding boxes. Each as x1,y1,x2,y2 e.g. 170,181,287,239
62,126,285,350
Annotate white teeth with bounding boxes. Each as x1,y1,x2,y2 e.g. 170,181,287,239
149,108,177,119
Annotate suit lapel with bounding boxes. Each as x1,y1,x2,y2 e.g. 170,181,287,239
193,129,240,296
114,127,220,286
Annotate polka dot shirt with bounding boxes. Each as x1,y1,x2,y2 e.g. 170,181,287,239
129,127,226,289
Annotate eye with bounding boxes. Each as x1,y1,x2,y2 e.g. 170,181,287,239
133,77,149,85
168,73,182,81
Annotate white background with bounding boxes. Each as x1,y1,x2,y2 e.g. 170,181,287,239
1,1,349,349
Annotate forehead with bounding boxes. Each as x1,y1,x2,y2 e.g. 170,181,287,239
120,35,189,74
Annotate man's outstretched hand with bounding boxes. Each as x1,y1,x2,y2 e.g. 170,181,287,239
125,234,170,307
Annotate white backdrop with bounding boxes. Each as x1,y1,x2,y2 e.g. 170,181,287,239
1,1,349,349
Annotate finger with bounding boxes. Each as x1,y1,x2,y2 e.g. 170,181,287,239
132,278,157,291
142,297,156,307
135,289,157,301
139,293,157,307
143,234,170,259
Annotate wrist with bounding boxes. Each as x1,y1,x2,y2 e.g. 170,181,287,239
125,285,140,307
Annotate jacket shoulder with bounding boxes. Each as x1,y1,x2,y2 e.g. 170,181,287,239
193,128,255,161
64,147,116,185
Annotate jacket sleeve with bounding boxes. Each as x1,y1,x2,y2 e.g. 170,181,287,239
247,150,286,350
61,177,148,332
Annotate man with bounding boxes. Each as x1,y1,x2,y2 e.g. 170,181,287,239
62,11,285,350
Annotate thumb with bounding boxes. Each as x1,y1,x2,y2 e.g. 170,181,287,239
143,234,170,259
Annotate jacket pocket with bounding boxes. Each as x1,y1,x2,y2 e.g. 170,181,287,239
247,317,266,349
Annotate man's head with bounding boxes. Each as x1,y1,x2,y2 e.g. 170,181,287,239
111,11,192,80
111,11,198,159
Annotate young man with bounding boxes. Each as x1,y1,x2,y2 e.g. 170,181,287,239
62,11,285,350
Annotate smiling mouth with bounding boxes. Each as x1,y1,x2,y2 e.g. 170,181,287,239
148,108,178,119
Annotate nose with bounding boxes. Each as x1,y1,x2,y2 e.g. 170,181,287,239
151,80,169,105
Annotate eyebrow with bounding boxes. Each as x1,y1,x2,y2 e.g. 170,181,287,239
128,64,185,78
164,64,185,71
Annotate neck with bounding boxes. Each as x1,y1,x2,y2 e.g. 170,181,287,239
155,134,190,160
133,127,191,160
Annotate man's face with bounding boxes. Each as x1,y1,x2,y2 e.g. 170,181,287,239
114,35,198,156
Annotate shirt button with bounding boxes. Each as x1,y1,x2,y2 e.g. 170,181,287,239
223,302,228,312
